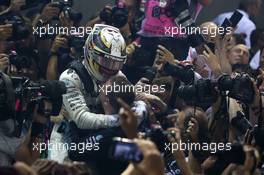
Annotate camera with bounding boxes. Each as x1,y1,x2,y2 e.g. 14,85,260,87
57,33,86,57
165,0,190,18
0,74,66,121
12,77,66,115
0,14,30,41
68,34,86,53
221,10,243,38
140,66,157,82
144,124,175,153
13,77,66,116
164,63,194,84
109,137,144,163
231,111,253,135
99,0,128,28
51,0,82,22
218,73,255,104
177,79,218,107
9,50,32,70
143,124,182,173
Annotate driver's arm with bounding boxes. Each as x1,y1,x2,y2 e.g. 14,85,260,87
60,69,121,130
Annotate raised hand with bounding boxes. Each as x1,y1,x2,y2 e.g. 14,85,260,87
157,45,179,66
122,139,165,175
0,24,13,40
186,117,199,142
0,54,9,71
118,98,138,139
215,30,234,74
202,44,222,78
40,3,60,23
51,35,68,54
31,159,58,175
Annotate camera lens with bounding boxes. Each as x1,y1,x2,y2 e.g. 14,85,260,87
218,74,233,91
177,85,196,101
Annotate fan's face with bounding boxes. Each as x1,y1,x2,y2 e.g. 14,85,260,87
228,44,249,65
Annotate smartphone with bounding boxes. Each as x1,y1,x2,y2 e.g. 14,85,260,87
229,10,243,28
109,137,144,163
231,111,253,135
221,10,243,37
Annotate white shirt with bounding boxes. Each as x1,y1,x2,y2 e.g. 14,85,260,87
214,10,256,48
250,50,261,70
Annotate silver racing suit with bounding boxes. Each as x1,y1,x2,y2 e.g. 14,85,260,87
59,66,147,130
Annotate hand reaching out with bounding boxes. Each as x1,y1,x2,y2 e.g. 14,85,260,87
248,78,262,123
14,162,38,175
243,145,260,174
0,24,13,40
118,98,138,139
60,11,74,28
143,93,167,113
156,45,179,66
65,162,91,175
135,77,151,92
40,3,60,23
126,42,140,58
99,81,115,114
51,35,68,53
215,27,235,51
9,0,25,12
134,139,165,175
257,68,264,92
186,117,199,142
31,159,58,175
0,54,9,71
215,31,233,74
152,52,166,73
122,139,165,175
202,44,222,77
244,129,254,146
167,127,193,175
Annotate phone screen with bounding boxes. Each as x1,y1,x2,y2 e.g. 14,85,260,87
110,140,143,163
229,10,243,28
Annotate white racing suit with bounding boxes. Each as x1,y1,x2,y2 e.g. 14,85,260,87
49,63,147,163
59,67,146,129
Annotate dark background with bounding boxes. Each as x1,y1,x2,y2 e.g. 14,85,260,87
73,0,264,27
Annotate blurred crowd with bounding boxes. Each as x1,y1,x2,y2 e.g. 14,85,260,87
0,0,264,175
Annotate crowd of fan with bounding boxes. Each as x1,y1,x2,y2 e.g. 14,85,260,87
0,0,264,175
